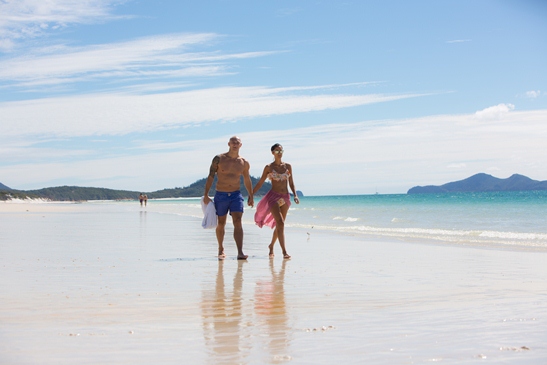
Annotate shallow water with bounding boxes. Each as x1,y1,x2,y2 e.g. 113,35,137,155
143,191,547,250
1,202,546,364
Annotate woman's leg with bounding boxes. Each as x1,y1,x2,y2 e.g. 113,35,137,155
269,202,290,258
268,229,278,257
279,204,290,258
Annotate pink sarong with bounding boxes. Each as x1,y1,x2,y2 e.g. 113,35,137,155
254,190,291,228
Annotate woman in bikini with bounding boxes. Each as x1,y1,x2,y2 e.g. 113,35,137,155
253,143,299,259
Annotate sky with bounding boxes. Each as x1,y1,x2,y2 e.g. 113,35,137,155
1,0,546,195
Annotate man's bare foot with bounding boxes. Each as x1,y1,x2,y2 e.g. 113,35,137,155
237,255,248,260
283,253,291,259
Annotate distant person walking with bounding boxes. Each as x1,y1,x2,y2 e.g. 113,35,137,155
203,136,254,260
143,194,148,207
139,193,145,207
253,143,299,259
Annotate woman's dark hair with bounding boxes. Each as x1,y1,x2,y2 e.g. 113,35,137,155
271,143,282,152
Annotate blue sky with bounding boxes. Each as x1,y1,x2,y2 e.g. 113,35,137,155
1,0,546,195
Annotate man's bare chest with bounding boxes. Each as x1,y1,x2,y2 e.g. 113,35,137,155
218,156,244,174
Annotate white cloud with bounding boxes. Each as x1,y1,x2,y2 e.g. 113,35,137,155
525,90,541,98
447,163,467,169
276,8,302,17
0,85,425,137
268,109,547,194
4,108,547,194
474,103,514,120
0,0,125,50
446,39,471,44
0,33,280,88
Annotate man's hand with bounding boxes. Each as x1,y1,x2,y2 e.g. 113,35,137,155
247,195,254,208
203,195,212,205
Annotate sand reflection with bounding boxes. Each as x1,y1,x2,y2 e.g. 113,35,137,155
255,259,291,363
139,210,147,247
201,259,291,364
201,260,251,364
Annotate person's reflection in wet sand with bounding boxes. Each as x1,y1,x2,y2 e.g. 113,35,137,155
202,260,250,364
255,259,291,363
139,210,147,248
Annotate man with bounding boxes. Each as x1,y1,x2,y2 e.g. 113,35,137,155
204,136,254,260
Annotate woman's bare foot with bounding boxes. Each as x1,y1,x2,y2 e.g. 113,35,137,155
269,253,275,258
283,253,291,259
218,251,226,260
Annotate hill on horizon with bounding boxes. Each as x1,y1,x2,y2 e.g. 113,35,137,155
0,182,11,190
407,173,547,194
0,176,277,201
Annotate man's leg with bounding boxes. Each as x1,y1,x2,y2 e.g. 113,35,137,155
231,212,247,259
216,215,227,258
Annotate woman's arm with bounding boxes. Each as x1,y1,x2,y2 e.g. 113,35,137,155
252,165,270,195
287,163,299,203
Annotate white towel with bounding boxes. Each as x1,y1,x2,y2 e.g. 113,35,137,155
201,196,217,229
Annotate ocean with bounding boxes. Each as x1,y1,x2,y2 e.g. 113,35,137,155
125,190,547,251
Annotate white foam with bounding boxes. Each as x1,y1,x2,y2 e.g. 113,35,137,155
293,223,547,250
344,217,359,222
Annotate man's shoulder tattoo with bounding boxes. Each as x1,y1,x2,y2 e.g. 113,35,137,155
208,155,220,177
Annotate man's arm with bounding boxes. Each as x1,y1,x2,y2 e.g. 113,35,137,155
203,155,220,204
242,160,254,207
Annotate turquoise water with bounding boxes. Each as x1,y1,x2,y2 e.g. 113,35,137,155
141,191,547,250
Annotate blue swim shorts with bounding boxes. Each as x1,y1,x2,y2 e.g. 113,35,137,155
214,191,244,216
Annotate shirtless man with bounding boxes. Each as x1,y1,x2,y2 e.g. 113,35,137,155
204,136,254,260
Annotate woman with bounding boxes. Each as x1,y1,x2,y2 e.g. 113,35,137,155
253,143,299,259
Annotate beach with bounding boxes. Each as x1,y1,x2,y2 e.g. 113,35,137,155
1,200,546,364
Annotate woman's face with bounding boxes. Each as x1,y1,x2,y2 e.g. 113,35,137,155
272,145,283,157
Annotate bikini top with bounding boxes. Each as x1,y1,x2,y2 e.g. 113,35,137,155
268,168,291,182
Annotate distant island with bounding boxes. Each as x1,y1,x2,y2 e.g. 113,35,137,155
0,177,304,202
407,173,547,194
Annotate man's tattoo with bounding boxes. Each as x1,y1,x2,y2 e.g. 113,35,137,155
208,155,220,177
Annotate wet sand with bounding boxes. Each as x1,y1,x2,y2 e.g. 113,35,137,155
1,201,546,364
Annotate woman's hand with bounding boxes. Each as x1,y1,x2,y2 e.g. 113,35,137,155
294,196,300,204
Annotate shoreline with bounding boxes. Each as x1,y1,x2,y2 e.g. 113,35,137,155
3,200,546,253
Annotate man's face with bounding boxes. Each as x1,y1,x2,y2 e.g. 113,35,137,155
228,137,242,150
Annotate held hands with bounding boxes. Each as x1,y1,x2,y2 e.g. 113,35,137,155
247,195,254,208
